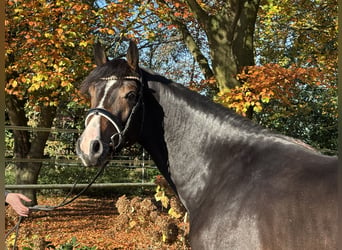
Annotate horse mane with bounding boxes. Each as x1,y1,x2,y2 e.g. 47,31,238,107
142,67,262,132
141,67,318,153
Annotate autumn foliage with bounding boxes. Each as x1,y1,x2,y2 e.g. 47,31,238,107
5,0,96,107
214,64,325,116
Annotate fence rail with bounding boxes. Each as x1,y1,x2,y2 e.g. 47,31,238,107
5,157,155,167
5,183,156,190
5,125,157,191
5,125,80,133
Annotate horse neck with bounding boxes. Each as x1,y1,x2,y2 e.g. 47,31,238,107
139,72,333,214
139,79,259,208
138,82,178,193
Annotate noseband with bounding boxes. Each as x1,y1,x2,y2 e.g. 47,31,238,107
84,75,144,152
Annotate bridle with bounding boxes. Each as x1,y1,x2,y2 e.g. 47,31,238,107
84,75,144,152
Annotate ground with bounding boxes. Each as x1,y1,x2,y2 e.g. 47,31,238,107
5,194,191,250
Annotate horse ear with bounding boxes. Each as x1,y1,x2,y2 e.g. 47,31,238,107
126,40,139,71
94,42,108,66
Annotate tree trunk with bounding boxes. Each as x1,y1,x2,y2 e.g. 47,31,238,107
15,163,42,206
6,94,56,206
184,0,260,91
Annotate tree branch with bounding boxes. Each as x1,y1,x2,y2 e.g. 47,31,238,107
185,0,209,25
173,19,214,80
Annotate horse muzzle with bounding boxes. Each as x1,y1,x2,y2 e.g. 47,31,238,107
76,136,109,167
76,110,120,167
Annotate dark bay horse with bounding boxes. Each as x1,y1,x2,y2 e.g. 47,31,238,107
76,41,338,249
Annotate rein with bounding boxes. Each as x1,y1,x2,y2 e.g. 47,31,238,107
85,75,144,152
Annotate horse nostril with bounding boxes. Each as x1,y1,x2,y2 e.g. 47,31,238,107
93,141,99,152
91,139,103,155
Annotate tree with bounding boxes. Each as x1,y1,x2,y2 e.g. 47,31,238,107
253,0,337,153
5,0,95,204
154,0,260,92
215,0,337,153
95,0,260,92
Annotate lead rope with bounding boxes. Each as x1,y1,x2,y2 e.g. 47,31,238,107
5,216,23,249
5,164,105,249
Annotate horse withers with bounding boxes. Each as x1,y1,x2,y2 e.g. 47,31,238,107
76,41,338,250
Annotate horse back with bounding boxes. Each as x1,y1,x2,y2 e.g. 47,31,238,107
256,151,337,250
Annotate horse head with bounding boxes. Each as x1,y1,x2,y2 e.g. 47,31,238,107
76,41,143,167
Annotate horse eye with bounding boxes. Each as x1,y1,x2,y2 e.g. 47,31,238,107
125,92,137,100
